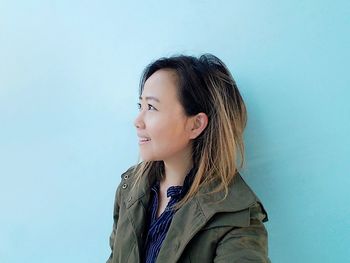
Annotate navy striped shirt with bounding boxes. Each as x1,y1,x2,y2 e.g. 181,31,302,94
143,168,194,263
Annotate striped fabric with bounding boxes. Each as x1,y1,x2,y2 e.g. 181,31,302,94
143,168,195,263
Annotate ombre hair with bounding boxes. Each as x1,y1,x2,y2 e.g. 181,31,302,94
133,54,247,207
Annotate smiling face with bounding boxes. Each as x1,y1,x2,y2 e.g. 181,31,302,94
134,69,194,162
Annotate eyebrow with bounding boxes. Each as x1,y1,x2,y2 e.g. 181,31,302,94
139,96,160,103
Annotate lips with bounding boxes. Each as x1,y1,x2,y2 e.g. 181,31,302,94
137,133,151,144
137,135,151,144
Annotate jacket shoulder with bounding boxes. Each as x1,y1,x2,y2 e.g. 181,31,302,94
236,173,269,222
197,173,268,222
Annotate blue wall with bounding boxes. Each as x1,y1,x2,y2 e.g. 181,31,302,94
0,1,349,262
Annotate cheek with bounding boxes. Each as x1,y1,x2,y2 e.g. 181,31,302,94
155,122,189,147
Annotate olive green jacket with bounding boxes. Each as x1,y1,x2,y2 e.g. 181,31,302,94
107,166,270,263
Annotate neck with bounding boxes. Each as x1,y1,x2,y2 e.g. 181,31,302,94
161,147,193,187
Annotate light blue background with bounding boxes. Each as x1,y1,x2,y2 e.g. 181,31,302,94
1,0,349,262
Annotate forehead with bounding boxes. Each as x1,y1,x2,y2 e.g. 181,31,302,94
142,69,179,98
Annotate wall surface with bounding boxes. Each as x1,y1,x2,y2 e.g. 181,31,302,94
0,0,349,262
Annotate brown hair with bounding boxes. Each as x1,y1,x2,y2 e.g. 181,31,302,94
133,54,247,207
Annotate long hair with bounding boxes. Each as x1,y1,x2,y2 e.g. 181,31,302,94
133,54,247,207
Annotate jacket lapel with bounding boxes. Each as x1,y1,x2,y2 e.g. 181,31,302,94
124,172,156,262
155,197,206,263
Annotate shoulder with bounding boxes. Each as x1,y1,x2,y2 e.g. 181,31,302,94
233,173,269,222
174,173,270,262
196,172,268,223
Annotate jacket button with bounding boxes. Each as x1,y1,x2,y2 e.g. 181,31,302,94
122,183,128,189
124,174,129,180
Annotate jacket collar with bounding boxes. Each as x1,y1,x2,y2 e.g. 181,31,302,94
125,165,196,209
124,166,156,209
126,166,258,212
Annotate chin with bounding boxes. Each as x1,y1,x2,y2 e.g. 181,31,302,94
140,155,155,162
140,154,163,162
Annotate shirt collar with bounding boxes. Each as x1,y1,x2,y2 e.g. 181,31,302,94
151,167,195,199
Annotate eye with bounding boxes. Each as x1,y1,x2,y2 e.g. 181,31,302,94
137,103,157,111
147,104,157,111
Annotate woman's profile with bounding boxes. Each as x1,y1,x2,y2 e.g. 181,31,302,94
107,54,270,263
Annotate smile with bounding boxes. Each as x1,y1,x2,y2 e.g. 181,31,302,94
138,138,151,145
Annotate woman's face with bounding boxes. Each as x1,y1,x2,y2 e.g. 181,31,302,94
134,69,194,162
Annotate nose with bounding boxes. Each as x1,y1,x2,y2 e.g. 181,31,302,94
134,111,145,129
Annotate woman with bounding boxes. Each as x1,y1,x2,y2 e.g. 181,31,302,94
107,54,270,263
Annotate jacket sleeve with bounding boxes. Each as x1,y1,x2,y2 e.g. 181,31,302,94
106,181,122,263
214,203,270,263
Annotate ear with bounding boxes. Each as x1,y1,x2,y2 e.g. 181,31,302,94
189,112,208,139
